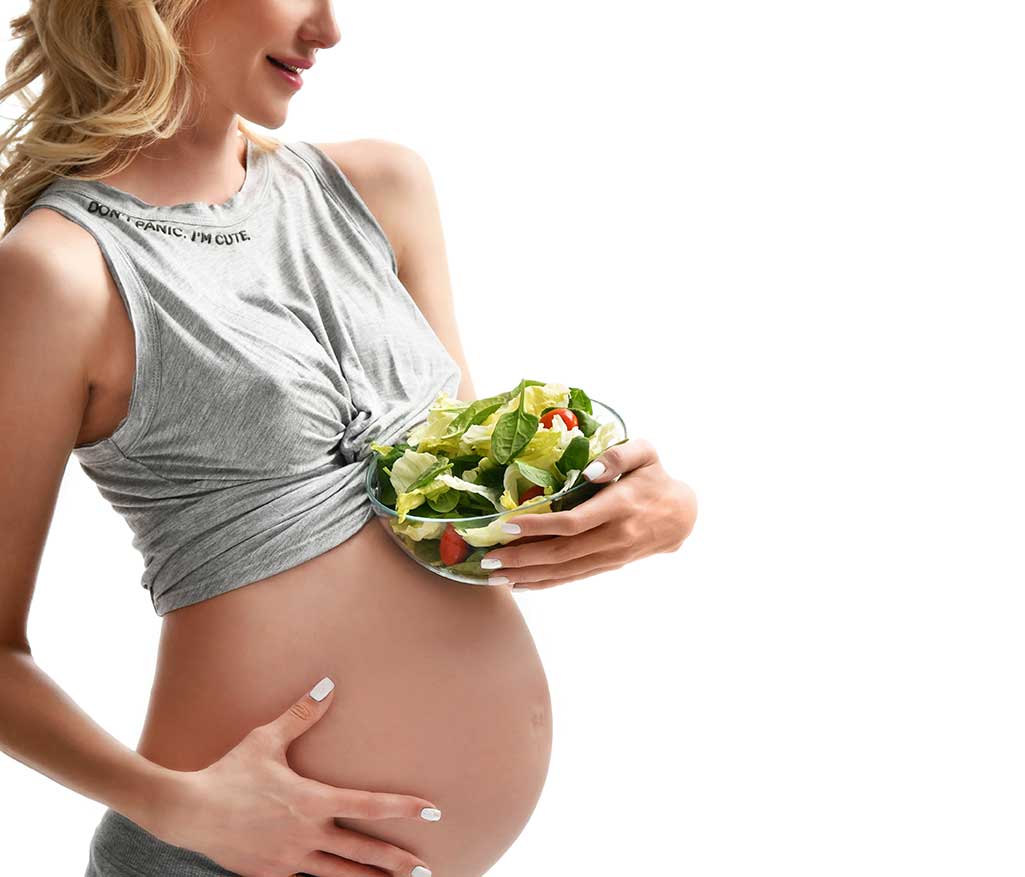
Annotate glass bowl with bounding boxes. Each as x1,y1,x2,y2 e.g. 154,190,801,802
364,397,628,584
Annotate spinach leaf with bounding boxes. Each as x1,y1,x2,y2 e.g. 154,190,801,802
475,465,506,490
557,434,591,474
571,408,600,437
441,395,508,439
406,457,452,492
490,379,539,464
377,472,397,506
568,387,593,415
410,538,442,565
515,459,560,489
456,492,499,517
427,489,461,513
443,552,491,577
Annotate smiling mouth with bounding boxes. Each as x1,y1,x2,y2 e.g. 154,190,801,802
266,56,302,75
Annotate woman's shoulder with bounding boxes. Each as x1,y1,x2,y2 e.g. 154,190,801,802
308,137,429,189
301,138,435,273
2,208,123,388
2,207,111,303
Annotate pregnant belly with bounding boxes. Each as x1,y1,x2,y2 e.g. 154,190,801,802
136,515,553,877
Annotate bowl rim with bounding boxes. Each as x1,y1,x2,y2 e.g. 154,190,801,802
363,396,628,524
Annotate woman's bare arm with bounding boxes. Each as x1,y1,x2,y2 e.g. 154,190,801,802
0,219,443,875
0,221,185,831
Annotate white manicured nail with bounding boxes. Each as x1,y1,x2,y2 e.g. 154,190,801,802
420,807,442,821
500,521,521,534
488,575,511,585
481,557,503,569
411,866,432,877
582,460,606,481
309,676,334,701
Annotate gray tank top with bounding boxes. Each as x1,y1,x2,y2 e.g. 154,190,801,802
22,137,463,616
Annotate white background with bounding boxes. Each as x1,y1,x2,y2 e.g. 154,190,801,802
2,1,1024,874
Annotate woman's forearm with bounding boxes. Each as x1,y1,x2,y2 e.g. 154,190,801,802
0,644,183,831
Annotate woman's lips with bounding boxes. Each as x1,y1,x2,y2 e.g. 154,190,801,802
267,56,303,90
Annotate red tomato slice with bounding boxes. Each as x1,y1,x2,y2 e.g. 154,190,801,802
439,524,471,566
519,485,545,503
540,407,578,430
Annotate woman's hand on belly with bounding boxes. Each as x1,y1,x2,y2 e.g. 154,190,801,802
144,518,553,877
146,676,442,877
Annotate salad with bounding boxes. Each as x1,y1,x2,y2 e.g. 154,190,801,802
367,378,626,579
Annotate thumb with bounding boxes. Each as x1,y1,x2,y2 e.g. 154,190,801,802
263,676,335,749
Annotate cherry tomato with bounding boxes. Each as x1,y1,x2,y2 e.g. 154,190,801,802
540,407,578,430
439,524,471,566
519,485,545,503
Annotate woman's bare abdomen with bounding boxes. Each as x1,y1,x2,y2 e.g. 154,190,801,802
136,515,553,877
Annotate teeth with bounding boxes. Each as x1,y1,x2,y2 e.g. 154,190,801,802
270,57,301,74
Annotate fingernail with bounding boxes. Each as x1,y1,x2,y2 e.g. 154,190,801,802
481,557,503,569
582,460,606,481
500,521,521,534
488,575,511,585
412,866,432,877
420,807,442,821
309,676,334,701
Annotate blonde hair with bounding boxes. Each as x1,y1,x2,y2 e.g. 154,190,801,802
0,0,281,238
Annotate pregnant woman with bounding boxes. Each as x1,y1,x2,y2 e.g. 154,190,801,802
0,2,698,876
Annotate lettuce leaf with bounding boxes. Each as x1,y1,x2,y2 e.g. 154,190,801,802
460,422,496,455
588,420,624,460
434,472,504,511
455,501,554,547
513,427,564,471
395,476,452,521
389,517,448,541
389,450,444,494
404,392,472,454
